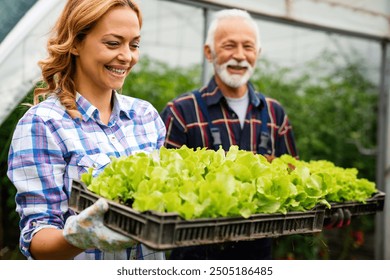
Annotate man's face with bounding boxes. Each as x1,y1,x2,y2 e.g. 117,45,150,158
209,17,259,89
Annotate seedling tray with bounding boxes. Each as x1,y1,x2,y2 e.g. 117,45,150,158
324,191,385,219
69,180,325,250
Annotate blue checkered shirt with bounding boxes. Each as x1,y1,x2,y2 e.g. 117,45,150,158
7,92,166,260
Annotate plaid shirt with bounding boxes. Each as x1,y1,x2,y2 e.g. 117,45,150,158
7,92,166,260
161,77,298,260
161,77,298,157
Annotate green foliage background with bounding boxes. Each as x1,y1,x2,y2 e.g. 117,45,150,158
0,52,378,259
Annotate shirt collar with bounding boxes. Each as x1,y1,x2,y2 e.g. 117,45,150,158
203,76,263,108
76,91,126,124
114,92,132,120
76,93,97,122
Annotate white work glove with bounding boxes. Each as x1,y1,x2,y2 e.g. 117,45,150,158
63,198,136,252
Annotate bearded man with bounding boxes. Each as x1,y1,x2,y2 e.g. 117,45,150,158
160,9,298,260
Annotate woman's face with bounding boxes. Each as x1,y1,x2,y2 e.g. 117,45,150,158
72,6,140,97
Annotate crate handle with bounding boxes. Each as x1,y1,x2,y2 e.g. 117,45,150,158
72,179,90,191
371,191,386,199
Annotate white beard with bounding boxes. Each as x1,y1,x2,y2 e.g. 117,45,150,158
214,58,255,88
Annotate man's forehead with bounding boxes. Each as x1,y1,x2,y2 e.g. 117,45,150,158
215,18,256,42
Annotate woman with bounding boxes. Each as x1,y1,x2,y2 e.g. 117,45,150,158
7,0,166,260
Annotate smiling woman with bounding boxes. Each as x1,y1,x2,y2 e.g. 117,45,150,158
71,6,141,124
6,0,166,260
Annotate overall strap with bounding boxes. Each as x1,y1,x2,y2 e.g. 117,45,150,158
257,93,270,155
193,90,221,150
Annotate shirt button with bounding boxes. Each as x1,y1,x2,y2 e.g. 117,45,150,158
92,163,98,169
111,136,116,141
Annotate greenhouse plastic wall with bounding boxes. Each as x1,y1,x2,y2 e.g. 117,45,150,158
0,0,65,124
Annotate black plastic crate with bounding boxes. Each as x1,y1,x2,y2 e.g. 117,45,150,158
324,191,385,219
70,180,325,250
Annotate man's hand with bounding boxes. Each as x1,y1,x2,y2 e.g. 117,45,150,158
264,154,275,163
63,198,136,252
324,208,352,229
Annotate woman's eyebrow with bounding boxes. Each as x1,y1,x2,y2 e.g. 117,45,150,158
103,33,141,41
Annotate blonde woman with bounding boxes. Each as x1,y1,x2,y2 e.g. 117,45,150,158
7,0,166,260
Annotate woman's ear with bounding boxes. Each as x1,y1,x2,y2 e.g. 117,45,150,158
70,45,79,56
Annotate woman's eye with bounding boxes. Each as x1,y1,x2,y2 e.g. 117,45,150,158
105,41,119,47
130,42,140,49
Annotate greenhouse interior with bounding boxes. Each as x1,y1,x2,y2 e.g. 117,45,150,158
0,0,389,260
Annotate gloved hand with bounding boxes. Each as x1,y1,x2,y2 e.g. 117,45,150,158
324,208,352,229
63,198,136,252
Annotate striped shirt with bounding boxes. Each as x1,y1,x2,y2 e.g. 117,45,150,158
7,92,166,260
161,77,298,157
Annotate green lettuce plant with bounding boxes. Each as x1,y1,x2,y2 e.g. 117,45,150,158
82,145,376,220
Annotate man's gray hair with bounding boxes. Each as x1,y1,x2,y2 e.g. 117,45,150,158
205,9,261,53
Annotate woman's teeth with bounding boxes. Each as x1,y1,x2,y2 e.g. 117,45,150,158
106,66,126,74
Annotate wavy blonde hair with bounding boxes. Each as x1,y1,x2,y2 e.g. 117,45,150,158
34,0,142,119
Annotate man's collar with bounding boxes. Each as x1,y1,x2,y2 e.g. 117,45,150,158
203,76,263,108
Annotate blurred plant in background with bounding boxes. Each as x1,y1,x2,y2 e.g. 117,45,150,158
252,50,377,260
121,57,201,112
0,51,378,259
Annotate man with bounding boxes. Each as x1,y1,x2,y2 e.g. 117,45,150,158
160,9,298,260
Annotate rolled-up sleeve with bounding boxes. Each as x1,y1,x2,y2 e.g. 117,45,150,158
7,114,68,258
